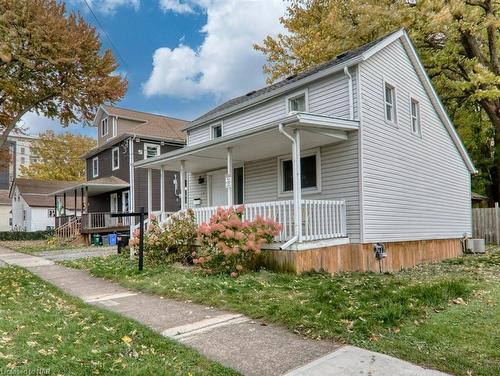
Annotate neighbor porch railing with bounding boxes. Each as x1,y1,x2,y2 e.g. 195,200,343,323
81,212,132,230
189,199,347,242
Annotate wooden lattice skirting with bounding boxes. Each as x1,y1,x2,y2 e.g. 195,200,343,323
260,238,462,274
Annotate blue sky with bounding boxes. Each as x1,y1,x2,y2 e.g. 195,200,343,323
22,0,286,138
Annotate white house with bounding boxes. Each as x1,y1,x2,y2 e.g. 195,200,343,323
10,179,81,232
136,29,475,273
0,190,11,231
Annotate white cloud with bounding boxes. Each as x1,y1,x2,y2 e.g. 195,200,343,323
143,0,286,100
85,0,140,15
159,0,195,14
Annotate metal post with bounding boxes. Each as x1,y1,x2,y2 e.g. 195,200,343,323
74,189,77,218
147,168,152,215
80,187,84,215
227,147,233,207
139,207,144,271
293,129,302,241
160,165,165,215
54,194,57,227
63,192,67,216
180,160,186,210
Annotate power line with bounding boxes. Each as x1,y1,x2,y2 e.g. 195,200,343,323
81,0,130,72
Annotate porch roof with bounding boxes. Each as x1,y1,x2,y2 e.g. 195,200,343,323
135,112,359,173
50,177,129,197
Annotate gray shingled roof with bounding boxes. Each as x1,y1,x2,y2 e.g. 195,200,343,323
192,30,400,125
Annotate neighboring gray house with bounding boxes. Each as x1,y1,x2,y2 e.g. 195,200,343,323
51,105,187,239
136,29,475,273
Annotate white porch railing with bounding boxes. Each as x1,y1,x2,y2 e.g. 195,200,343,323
189,199,347,242
82,212,132,230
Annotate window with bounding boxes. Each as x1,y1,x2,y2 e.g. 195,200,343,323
48,208,55,218
287,90,308,113
20,147,25,154
410,98,421,135
144,143,160,159
92,157,99,177
384,82,396,124
112,147,120,170
279,149,321,194
211,123,223,139
22,210,26,221
20,156,25,164
233,167,244,205
101,117,108,136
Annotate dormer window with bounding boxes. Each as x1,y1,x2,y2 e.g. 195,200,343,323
286,90,308,113
101,117,109,136
211,123,223,139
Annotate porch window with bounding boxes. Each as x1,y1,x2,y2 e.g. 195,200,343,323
384,82,396,124
211,123,223,139
92,157,99,178
287,90,308,113
112,147,120,170
410,97,421,135
233,167,244,205
144,143,160,159
101,117,108,136
279,149,320,194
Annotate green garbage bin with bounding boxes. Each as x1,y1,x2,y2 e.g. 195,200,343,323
92,234,100,246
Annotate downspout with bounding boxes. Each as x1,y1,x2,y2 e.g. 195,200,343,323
344,67,354,120
278,123,299,250
129,135,136,232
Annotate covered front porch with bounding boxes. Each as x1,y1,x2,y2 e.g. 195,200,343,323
51,177,131,236
138,112,358,249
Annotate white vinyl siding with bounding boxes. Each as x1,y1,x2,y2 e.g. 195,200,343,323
359,39,471,242
186,69,358,146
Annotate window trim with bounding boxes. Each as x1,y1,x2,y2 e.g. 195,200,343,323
285,88,309,114
112,147,120,171
383,79,398,126
101,117,109,137
143,143,161,159
210,122,224,140
409,95,422,137
277,148,321,197
92,157,99,178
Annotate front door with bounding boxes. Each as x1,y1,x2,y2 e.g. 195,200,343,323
209,171,227,206
122,191,130,213
110,193,118,213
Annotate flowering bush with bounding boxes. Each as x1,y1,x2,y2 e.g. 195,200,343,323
129,210,197,264
194,206,281,276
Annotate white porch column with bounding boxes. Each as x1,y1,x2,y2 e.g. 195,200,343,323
226,147,233,207
147,168,152,215
293,129,302,241
160,165,165,215
180,160,186,210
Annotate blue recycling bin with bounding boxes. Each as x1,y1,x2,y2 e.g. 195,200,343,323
109,233,117,246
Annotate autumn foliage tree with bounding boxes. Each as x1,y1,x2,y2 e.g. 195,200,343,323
20,130,96,181
0,0,127,148
255,0,499,200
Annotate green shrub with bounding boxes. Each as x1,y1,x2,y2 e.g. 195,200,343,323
0,230,54,241
130,210,197,265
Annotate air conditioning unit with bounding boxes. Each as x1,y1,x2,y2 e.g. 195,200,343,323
466,238,486,254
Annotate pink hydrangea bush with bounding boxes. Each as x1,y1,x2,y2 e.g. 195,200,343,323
194,206,281,276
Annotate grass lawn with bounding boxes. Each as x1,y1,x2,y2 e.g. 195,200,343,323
62,249,500,376
0,240,96,254
0,266,236,375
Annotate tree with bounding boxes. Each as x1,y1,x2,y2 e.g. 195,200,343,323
20,130,96,181
255,0,499,200
0,0,127,148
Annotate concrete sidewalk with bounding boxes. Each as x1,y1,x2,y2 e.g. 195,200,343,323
0,247,448,376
